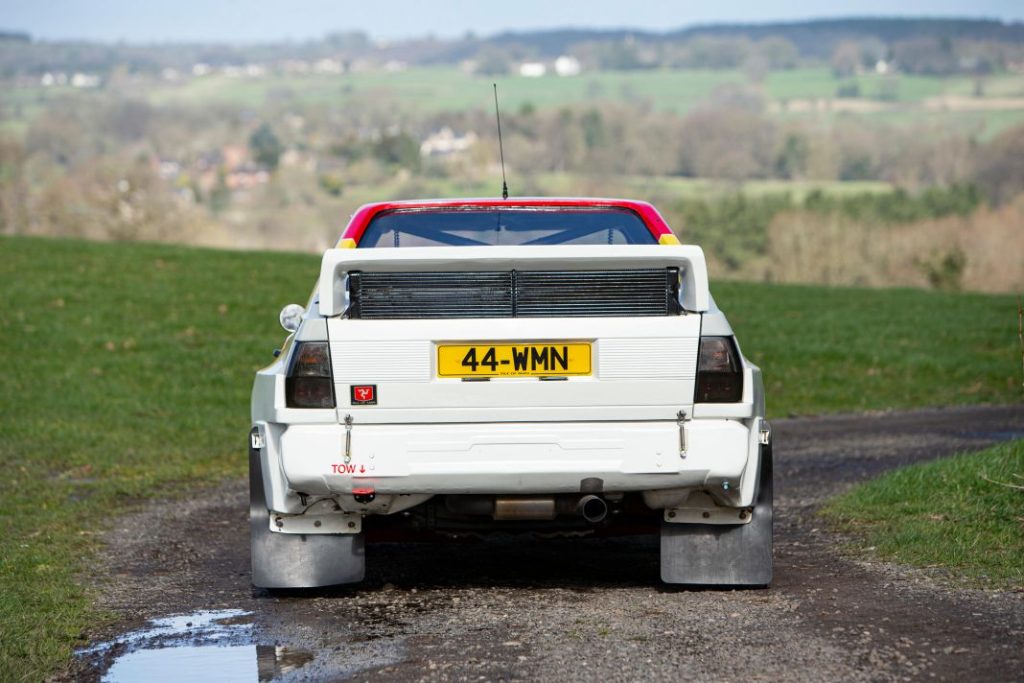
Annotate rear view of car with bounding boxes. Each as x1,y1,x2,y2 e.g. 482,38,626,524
250,198,772,588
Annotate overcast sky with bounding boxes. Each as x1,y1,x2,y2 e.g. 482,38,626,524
3,0,1023,43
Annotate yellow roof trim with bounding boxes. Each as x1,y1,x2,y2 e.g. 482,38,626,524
659,233,681,245
337,237,357,249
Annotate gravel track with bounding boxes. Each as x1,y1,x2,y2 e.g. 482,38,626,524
71,405,1024,682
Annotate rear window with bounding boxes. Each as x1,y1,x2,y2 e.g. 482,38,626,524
357,208,657,248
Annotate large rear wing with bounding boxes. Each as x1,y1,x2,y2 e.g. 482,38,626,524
318,245,709,317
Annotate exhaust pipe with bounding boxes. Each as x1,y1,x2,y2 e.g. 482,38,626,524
493,497,557,520
576,495,608,523
445,494,609,522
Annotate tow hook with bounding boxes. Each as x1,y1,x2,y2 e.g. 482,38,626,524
677,409,690,459
343,414,353,464
352,487,376,504
759,420,772,446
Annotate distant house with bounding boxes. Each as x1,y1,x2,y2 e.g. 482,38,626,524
554,55,582,76
157,159,182,180
41,71,101,88
192,145,271,195
420,127,478,158
280,60,312,74
40,72,67,87
313,59,344,74
222,146,248,171
518,62,547,78
225,163,270,190
71,73,100,88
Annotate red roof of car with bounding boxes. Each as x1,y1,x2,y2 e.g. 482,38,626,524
338,198,676,246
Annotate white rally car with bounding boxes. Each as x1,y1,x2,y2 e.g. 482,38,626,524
250,198,772,588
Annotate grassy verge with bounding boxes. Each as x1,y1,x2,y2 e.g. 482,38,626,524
822,440,1024,589
0,237,314,680
0,235,1020,679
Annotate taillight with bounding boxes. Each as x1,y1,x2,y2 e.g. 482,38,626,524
286,342,335,408
694,336,743,403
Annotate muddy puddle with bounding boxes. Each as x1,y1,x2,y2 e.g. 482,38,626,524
77,609,315,682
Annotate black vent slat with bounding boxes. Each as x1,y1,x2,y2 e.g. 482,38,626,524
516,269,668,318
349,269,678,319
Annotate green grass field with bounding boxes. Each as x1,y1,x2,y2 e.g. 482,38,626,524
137,66,1022,114
340,172,893,207
145,66,750,112
0,66,1006,118
714,281,1021,415
0,235,1020,679
823,440,1024,588
786,107,1024,140
5,66,1023,141
525,173,892,200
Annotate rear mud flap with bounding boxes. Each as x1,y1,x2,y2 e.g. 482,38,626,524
249,429,365,588
660,444,773,587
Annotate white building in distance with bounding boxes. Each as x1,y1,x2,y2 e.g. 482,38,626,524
420,128,478,158
519,62,547,77
554,55,582,76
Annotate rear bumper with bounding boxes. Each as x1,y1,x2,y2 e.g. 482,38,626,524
254,417,765,513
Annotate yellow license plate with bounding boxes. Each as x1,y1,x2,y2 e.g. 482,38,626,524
437,342,592,378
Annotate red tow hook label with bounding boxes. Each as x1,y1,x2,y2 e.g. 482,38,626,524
330,463,368,474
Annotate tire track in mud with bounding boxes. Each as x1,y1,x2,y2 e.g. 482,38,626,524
70,405,1024,682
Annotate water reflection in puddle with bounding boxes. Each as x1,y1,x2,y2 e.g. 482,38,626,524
78,609,314,682
106,643,313,682
106,645,255,682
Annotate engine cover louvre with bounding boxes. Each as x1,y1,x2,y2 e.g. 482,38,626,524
347,268,680,319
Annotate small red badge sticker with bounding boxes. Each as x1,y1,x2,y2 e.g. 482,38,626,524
351,385,377,405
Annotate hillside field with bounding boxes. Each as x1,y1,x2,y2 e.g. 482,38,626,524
5,66,1023,138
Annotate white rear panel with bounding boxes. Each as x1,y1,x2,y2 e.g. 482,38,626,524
321,244,707,424
327,315,700,423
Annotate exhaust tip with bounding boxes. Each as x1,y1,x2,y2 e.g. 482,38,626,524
578,495,608,523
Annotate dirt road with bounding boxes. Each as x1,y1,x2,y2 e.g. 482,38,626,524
74,405,1024,682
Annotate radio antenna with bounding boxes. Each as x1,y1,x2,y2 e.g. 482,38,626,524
493,83,509,200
